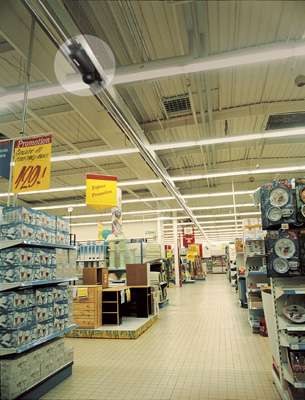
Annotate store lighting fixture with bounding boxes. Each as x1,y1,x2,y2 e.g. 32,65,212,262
112,41,305,84
163,220,241,226
69,211,259,226
183,191,253,199
51,148,139,162
171,165,305,182
33,203,86,210
150,127,305,151
61,204,254,220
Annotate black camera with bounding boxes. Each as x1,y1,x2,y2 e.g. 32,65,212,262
68,40,102,85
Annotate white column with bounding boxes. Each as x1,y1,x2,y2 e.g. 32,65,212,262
173,213,180,287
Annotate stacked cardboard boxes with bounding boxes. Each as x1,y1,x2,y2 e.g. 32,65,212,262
0,338,73,400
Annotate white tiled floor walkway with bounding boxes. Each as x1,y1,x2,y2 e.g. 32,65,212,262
42,274,280,400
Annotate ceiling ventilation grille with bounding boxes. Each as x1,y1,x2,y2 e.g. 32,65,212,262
265,112,305,130
163,95,192,118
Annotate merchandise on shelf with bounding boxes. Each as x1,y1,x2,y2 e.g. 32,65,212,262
243,218,264,240
0,285,70,349
265,229,303,277
0,338,71,400
261,179,296,230
0,206,70,245
295,178,305,224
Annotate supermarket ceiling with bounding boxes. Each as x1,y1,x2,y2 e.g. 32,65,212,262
0,0,305,243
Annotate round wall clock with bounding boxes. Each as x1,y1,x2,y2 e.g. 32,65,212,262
273,258,289,274
274,238,296,259
270,188,289,207
268,207,282,222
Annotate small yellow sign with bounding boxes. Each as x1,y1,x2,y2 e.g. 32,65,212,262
167,251,172,258
86,174,117,210
187,251,195,262
126,288,131,302
12,135,52,193
77,287,88,298
188,244,199,255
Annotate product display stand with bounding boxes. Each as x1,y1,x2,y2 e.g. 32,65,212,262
0,239,77,400
265,277,305,398
242,219,270,332
228,243,237,287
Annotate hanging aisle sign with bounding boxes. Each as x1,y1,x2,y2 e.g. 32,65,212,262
0,140,13,180
182,227,195,246
86,174,117,210
12,135,52,193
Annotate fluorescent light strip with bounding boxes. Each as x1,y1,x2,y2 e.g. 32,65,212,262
62,204,254,219
33,203,86,210
123,196,173,203
163,219,244,226
183,191,253,199
51,148,139,162
164,224,243,231
112,41,305,84
150,127,305,151
172,165,305,181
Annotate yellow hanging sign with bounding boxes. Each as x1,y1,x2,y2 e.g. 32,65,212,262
86,174,117,211
12,135,52,194
167,251,172,258
187,251,195,262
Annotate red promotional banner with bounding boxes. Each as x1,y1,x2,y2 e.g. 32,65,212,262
182,227,195,246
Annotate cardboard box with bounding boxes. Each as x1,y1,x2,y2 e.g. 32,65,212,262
0,372,28,400
64,347,74,364
0,354,28,380
126,263,150,286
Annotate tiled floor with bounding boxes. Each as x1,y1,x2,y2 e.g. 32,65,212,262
42,275,280,400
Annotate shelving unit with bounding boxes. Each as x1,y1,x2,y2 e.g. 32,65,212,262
245,250,269,332
228,243,237,287
0,235,77,400
211,255,226,274
265,277,305,398
0,325,77,356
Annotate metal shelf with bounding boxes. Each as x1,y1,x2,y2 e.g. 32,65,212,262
279,332,305,350
282,363,305,388
272,369,290,400
248,288,261,293
278,316,305,332
248,317,260,329
275,286,305,299
76,259,105,262
0,277,78,292
0,324,77,356
247,271,267,275
246,254,265,259
0,240,76,250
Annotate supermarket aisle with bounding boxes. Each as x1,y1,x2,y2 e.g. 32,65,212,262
42,275,280,400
